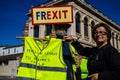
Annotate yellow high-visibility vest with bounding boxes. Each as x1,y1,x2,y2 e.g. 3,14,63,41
80,58,88,79
16,37,67,80
69,44,77,72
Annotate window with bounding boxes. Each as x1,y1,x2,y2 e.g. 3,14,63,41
84,17,88,37
8,49,10,54
2,52,4,55
75,12,81,33
34,26,39,37
46,25,52,36
0,62,2,65
14,48,16,53
91,21,95,32
91,21,95,38
119,37,120,48
4,61,8,65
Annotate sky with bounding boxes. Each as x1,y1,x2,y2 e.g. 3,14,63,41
0,0,120,46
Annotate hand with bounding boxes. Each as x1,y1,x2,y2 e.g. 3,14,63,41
88,73,98,80
76,55,83,68
50,32,57,38
63,35,75,41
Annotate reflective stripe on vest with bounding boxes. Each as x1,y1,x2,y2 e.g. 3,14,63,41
80,58,88,79
16,37,67,80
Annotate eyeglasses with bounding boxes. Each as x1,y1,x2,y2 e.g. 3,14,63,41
94,31,107,35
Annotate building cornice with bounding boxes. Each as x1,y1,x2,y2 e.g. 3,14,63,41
74,0,120,30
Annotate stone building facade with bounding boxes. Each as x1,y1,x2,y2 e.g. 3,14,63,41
0,0,120,79
0,45,23,80
24,0,120,51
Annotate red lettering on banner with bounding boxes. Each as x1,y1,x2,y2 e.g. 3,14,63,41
52,11,58,19
62,10,68,19
59,11,61,19
47,11,51,20
46,10,68,20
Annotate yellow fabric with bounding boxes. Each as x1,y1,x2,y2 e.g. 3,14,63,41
16,37,67,80
45,35,50,39
80,58,88,79
69,44,77,72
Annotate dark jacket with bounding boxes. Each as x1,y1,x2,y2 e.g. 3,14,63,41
63,41,73,80
72,41,120,80
63,41,81,80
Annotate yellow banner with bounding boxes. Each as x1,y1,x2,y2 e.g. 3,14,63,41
32,6,73,25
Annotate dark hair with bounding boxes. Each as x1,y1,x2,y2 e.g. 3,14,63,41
54,24,71,31
92,23,111,43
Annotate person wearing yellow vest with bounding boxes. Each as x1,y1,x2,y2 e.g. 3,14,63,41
16,24,79,80
63,35,88,80
50,24,79,80
74,54,88,80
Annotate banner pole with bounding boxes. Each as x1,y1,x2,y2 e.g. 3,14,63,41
52,24,55,33
16,36,49,40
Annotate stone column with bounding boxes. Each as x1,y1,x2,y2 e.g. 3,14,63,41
39,25,46,38
110,34,113,46
80,20,84,40
114,33,117,49
28,22,34,37
118,37,120,51
68,10,76,36
88,23,92,42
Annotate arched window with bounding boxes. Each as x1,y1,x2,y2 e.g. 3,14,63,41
75,12,81,33
91,21,95,36
34,26,39,37
84,17,88,37
46,25,52,36
118,37,120,49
